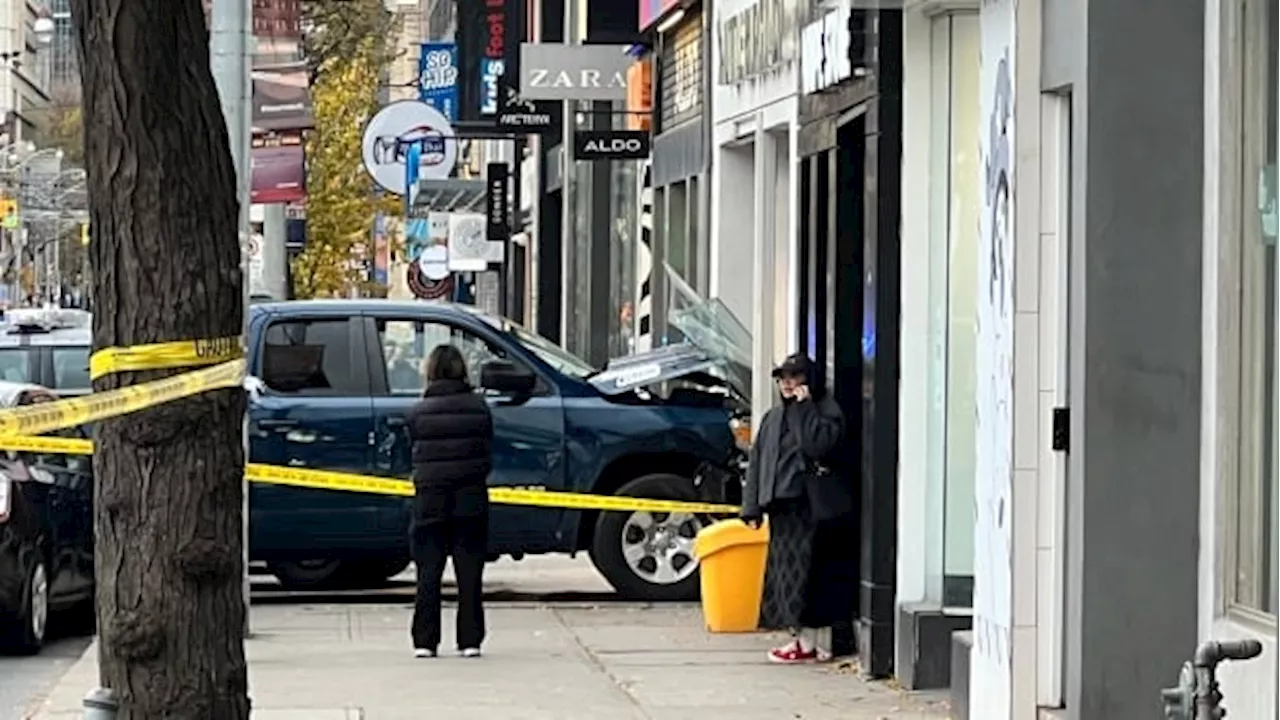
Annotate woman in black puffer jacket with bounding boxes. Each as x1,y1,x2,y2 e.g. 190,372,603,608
405,344,493,659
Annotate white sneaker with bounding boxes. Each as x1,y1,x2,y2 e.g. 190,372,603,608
458,647,482,658
414,648,437,658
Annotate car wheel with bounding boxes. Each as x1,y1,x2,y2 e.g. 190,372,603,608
1,558,48,655
590,473,708,602
267,559,346,589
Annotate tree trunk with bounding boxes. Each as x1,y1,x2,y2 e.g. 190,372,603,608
69,0,249,717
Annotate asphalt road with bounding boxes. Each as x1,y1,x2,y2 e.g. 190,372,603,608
0,632,92,720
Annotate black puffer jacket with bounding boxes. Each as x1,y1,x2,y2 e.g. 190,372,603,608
406,378,494,520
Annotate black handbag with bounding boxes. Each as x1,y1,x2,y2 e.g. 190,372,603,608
804,463,854,521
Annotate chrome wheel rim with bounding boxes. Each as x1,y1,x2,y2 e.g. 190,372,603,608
30,562,47,643
620,511,703,585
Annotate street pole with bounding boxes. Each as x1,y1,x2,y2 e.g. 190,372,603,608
209,0,253,637
558,0,579,341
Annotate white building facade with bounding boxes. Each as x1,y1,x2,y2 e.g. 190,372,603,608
1197,0,1277,713
896,0,1277,717
709,0,805,420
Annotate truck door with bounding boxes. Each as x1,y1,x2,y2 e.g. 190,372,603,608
364,315,567,555
248,315,382,561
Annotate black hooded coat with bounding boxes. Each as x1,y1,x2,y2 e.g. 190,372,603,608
742,354,858,631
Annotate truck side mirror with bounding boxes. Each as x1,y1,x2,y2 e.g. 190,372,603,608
480,360,536,394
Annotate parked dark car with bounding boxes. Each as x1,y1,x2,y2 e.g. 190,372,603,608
0,308,92,396
0,383,94,654
246,299,752,600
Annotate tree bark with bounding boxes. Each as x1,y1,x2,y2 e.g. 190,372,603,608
70,0,249,717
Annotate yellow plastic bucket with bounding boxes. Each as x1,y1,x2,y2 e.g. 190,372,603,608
694,519,770,633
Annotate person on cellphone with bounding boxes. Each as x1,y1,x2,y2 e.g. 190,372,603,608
740,352,852,664
406,344,493,659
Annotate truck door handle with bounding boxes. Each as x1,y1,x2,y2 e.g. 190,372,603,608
257,419,298,430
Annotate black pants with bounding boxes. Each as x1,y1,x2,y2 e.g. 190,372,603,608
411,514,487,651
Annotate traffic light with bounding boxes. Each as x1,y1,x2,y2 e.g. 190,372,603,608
80,222,89,246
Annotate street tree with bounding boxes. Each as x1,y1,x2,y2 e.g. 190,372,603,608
28,88,85,166
292,0,397,298
69,0,249,717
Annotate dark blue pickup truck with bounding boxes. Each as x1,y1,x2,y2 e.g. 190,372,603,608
246,299,752,600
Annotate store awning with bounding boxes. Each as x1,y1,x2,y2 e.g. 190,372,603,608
410,178,487,213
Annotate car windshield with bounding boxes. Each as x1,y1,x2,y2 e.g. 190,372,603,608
504,322,595,378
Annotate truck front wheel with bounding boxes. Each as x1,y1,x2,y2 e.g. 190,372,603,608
589,473,708,602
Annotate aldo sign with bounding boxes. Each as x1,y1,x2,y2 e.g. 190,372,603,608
519,43,632,101
573,130,651,160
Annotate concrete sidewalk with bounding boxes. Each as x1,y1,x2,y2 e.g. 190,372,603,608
32,603,950,720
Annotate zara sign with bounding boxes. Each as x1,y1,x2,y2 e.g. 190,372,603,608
519,43,633,101
573,130,651,160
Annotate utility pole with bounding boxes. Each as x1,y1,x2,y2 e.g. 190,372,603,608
209,0,253,635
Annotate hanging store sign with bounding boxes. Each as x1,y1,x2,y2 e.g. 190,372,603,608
496,78,558,133
479,0,508,116
800,7,852,94
361,100,459,195
573,130,652,160
418,42,460,122
485,162,510,240
717,0,804,86
456,0,522,123
519,43,633,101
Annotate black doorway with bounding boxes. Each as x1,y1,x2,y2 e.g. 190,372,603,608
796,114,867,661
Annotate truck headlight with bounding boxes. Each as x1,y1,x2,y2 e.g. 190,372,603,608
729,417,752,452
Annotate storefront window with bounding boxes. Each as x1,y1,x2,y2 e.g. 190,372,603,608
1231,0,1277,616
927,12,981,599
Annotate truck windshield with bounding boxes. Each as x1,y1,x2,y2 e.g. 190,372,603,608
505,322,595,378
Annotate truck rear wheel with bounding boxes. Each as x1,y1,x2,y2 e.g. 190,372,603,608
589,473,707,602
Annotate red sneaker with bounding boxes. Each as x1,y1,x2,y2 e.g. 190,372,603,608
767,641,819,664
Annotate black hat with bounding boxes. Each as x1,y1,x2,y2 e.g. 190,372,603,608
771,352,812,378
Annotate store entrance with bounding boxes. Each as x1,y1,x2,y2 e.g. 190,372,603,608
797,114,866,657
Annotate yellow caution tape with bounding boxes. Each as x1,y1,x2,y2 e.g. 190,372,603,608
0,359,245,437
0,435,92,455
89,336,244,381
245,463,414,497
0,434,740,514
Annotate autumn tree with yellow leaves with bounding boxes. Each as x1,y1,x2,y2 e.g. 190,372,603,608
291,0,398,298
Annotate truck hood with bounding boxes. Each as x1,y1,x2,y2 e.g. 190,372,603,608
589,290,752,402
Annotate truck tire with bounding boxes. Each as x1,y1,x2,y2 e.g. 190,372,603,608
342,556,411,588
267,559,345,589
590,473,708,602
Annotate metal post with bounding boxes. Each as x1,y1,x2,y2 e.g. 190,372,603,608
209,0,253,637
558,0,579,343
